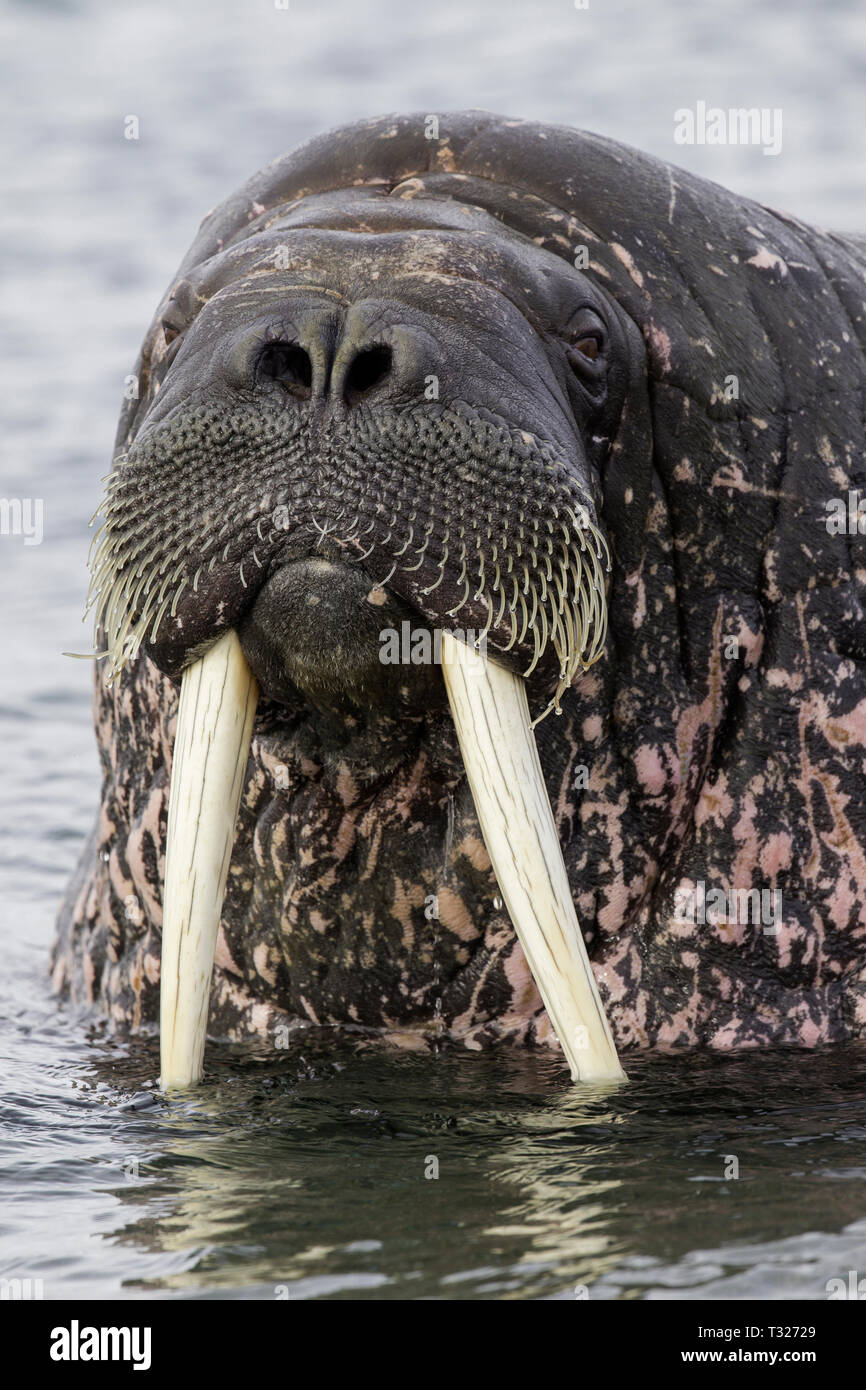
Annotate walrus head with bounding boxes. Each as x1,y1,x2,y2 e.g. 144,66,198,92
62,113,866,1076
90,202,626,717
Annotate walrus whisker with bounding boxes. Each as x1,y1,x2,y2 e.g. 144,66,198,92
447,576,470,618
420,548,449,595
392,525,414,558
524,619,543,680
478,593,494,643
515,591,530,646
526,583,539,639
148,593,174,644
169,577,188,619
493,575,507,629
455,550,468,591
402,540,429,573
503,606,519,653
547,591,566,655
537,601,549,663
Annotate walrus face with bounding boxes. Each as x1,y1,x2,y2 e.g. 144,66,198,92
91,211,626,719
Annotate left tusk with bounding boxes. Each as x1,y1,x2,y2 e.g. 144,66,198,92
440,630,626,1083
160,629,258,1089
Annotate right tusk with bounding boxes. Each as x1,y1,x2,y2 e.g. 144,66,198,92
440,630,626,1083
159,629,258,1090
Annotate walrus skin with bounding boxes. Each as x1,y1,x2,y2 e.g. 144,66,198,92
53,111,866,1052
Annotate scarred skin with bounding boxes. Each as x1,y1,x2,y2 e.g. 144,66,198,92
53,112,866,1053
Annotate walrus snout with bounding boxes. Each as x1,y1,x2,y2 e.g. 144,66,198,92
237,557,444,713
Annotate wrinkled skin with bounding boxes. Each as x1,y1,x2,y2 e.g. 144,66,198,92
54,112,866,1054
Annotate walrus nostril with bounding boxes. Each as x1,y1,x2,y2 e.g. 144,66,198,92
258,341,313,399
343,344,393,405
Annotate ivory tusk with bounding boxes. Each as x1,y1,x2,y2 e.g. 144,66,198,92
440,630,626,1082
160,629,258,1089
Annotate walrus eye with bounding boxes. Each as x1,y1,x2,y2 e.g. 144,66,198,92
573,334,601,361
564,308,607,390
566,332,605,386
258,340,313,399
162,322,182,346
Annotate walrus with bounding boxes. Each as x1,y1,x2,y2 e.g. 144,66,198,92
53,111,866,1078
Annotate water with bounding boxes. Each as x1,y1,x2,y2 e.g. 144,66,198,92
1,0,865,1300
5,1031,866,1299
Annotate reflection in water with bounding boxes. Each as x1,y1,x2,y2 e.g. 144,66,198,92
75,1039,866,1300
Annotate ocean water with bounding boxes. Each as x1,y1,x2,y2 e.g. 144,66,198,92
1,0,864,1301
